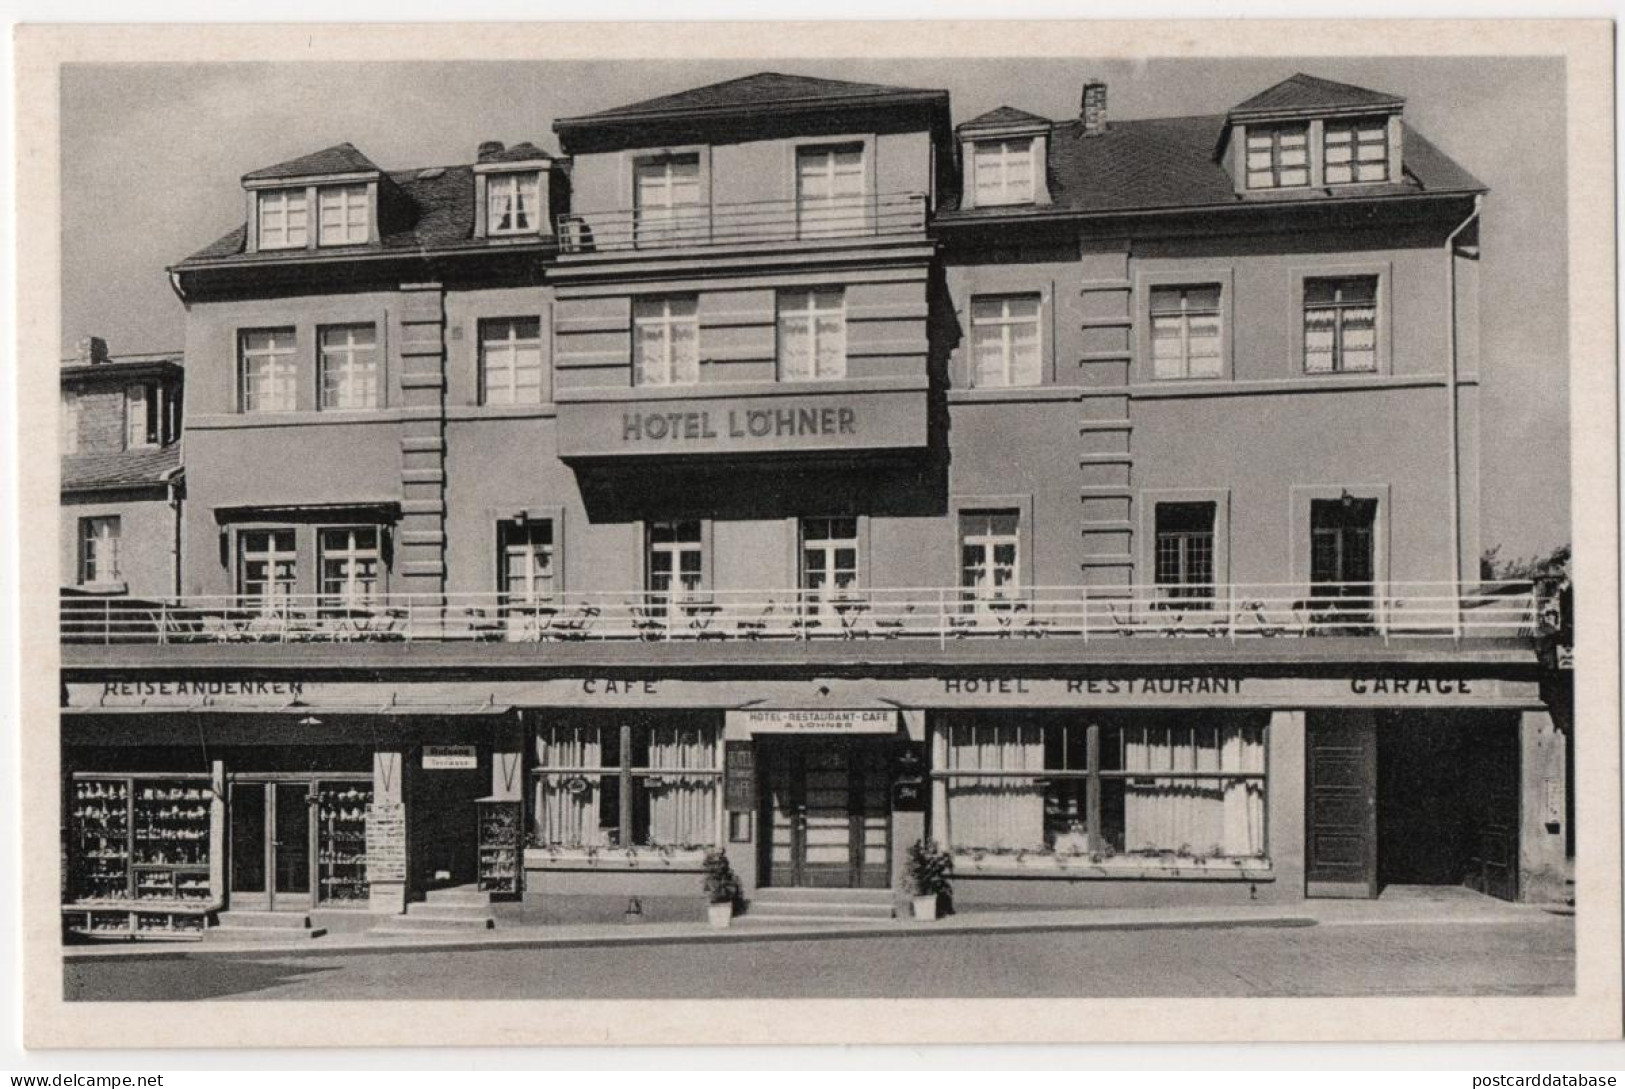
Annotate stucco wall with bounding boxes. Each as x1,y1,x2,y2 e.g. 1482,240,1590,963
61,492,176,598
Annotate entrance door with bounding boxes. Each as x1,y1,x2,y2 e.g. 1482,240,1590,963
760,743,890,888
229,780,313,911
1306,711,1378,898
1463,722,1520,901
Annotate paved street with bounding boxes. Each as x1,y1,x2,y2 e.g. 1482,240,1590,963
64,915,1573,1001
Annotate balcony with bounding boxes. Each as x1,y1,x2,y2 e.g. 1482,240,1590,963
555,192,928,255
60,582,1546,649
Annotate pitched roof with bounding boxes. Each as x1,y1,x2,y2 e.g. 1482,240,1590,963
559,71,944,125
478,141,553,164
242,142,381,182
61,445,181,494
1230,73,1405,118
179,163,486,267
958,105,1051,131
940,114,1484,220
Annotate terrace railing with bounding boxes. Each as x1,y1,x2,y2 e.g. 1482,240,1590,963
556,192,928,254
59,581,1547,648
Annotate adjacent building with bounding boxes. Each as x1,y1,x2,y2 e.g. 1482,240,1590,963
59,70,1569,941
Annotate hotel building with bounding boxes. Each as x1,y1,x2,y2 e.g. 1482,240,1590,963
59,70,1570,939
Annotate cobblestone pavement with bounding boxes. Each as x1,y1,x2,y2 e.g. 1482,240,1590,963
64,913,1573,1001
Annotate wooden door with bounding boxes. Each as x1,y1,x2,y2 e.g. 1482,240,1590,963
1463,720,1520,901
1306,712,1378,898
759,743,890,889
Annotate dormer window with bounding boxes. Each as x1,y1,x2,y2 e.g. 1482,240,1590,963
318,184,370,246
257,188,309,249
1324,118,1389,184
488,172,542,235
1245,125,1310,189
972,138,1036,206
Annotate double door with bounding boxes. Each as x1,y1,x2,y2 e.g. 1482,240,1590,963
230,777,371,910
759,742,890,889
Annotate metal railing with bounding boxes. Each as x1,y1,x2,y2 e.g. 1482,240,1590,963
555,192,928,254
59,581,1546,648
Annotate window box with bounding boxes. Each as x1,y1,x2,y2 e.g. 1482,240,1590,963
523,846,709,872
951,850,1273,881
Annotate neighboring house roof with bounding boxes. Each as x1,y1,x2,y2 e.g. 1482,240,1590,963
939,114,1484,221
1230,73,1406,118
178,163,489,268
61,445,182,494
958,105,1051,130
60,353,183,381
242,142,381,182
557,72,946,126
478,141,552,164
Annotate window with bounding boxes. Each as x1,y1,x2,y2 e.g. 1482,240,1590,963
1150,285,1223,380
972,138,1036,206
1324,118,1389,185
319,324,379,410
1310,497,1377,609
936,713,1267,861
318,526,380,609
777,289,845,381
1304,276,1378,373
488,172,541,234
632,297,699,387
531,718,720,850
1154,503,1216,606
801,517,859,615
122,383,160,448
498,520,555,606
1245,124,1309,189
78,516,121,584
239,328,297,413
317,184,369,246
969,295,1042,387
646,520,704,607
478,317,543,405
237,529,297,611
959,510,1020,609
257,188,309,249
60,391,79,454
634,156,703,245
796,144,866,237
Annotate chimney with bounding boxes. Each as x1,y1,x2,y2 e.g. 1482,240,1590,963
477,141,506,163
1081,80,1107,136
75,336,108,365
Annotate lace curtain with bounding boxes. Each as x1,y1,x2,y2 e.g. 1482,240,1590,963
533,725,606,848
644,724,716,848
1123,722,1265,858
944,720,1047,852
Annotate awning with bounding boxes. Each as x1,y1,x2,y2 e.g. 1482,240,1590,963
213,500,401,523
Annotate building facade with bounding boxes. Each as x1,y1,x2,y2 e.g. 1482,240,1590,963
60,71,1569,941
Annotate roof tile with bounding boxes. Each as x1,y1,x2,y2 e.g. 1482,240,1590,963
61,446,181,493
959,105,1051,130
561,71,943,123
242,142,381,182
1230,73,1405,117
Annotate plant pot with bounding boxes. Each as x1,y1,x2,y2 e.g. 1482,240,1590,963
707,901,733,928
912,893,939,922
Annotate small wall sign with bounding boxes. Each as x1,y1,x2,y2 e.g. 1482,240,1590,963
422,745,477,770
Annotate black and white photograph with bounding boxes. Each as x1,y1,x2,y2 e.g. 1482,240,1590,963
11,17,1620,1054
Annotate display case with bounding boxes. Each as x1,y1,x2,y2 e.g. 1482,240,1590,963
64,774,216,941
476,798,522,896
317,781,372,905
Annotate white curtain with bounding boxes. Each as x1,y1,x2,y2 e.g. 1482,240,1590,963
1123,720,1265,858
945,720,1047,852
643,725,717,848
533,725,607,848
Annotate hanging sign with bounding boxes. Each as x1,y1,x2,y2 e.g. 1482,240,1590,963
423,745,477,770
728,709,897,735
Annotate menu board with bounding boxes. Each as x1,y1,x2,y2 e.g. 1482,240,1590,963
723,741,756,812
364,802,407,883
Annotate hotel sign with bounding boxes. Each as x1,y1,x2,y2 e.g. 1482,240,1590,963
555,387,928,460
727,709,898,735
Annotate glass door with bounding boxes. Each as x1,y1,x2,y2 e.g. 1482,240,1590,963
229,781,269,910
272,782,312,907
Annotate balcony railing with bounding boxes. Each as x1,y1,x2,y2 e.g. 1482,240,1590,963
555,192,928,255
59,581,1547,648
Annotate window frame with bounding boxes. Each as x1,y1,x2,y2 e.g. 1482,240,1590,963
632,153,705,245
239,327,298,414
1291,265,1391,379
775,288,847,382
794,142,868,238
971,137,1037,207
486,171,543,236
77,515,122,585
497,518,558,608
316,183,370,247
478,316,545,406
968,293,1043,388
235,527,299,611
318,323,381,411
316,525,382,610
123,382,161,449
644,519,707,606
1323,116,1391,186
1244,124,1311,190
1148,285,1224,381
257,187,309,250
1302,275,1381,375
958,508,1023,610
632,296,700,388
1153,502,1218,607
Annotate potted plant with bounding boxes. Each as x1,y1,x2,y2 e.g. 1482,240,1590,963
702,848,740,928
904,839,952,921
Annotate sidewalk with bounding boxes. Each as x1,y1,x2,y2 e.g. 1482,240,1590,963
62,886,1558,963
